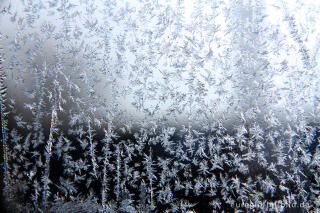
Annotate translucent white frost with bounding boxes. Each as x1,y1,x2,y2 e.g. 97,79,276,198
0,0,320,212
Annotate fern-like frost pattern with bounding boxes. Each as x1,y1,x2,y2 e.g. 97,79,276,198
0,0,320,212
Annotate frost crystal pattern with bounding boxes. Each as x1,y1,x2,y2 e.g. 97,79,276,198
0,0,320,212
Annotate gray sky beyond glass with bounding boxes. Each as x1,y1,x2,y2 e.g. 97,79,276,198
1,0,320,129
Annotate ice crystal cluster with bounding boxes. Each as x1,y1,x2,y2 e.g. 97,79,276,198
0,0,320,212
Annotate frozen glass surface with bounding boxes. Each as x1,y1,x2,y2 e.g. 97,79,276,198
0,0,320,212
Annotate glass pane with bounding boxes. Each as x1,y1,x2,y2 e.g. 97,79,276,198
1,0,319,212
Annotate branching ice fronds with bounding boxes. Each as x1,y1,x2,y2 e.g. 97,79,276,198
87,120,97,178
261,176,276,196
184,127,197,156
114,142,122,202
158,127,175,152
281,1,313,70
195,136,208,158
45,109,58,156
157,184,173,204
210,198,222,210
193,177,204,196
0,42,10,197
143,146,156,210
184,180,193,197
198,160,210,176
1,0,320,212
101,122,117,211
42,108,57,206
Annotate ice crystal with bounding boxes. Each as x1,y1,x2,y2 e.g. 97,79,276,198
0,0,320,212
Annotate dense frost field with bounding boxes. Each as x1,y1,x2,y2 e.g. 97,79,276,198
0,0,320,212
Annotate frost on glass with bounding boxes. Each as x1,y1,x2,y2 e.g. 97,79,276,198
0,0,320,212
